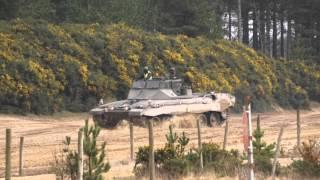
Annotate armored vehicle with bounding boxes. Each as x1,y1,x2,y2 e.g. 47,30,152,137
90,78,235,128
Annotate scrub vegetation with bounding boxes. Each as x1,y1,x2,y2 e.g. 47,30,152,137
0,20,319,114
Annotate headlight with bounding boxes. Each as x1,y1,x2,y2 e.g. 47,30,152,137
109,106,114,111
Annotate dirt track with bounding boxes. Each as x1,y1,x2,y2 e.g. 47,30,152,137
0,107,320,178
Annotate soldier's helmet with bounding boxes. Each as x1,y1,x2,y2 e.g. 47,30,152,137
144,66,149,73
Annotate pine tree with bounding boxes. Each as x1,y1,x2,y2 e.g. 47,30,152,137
242,0,250,45
253,125,276,174
253,129,275,158
272,0,278,59
164,126,190,158
51,0,69,22
252,0,259,50
166,125,178,150
83,119,110,180
0,0,20,20
177,132,189,157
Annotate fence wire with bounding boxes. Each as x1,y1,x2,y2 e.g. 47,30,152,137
0,132,108,177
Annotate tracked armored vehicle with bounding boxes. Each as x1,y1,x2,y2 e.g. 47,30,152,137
90,78,235,128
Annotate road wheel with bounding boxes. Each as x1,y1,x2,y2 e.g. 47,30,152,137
132,117,147,127
93,114,104,125
207,112,219,127
198,114,209,127
221,109,229,120
151,116,162,126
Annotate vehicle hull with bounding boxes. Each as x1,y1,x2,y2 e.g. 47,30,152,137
91,93,235,128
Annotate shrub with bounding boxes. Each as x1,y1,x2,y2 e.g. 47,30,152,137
291,160,320,177
134,127,242,178
202,143,242,176
133,146,150,177
1,20,319,114
52,121,111,180
298,140,320,163
162,158,189,177
134,127,190,178
52,136,78,180
291,139,320,177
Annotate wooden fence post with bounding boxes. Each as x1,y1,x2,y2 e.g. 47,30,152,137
257,114,261,131
223,120,229,150
19,137,24,176
197,118,203,170
272,127,284,180
148,119,155,180
78,129,83,180
130,122,134,161
5,129,11,180
296,108,301,148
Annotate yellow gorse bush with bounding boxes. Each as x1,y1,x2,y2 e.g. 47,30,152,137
0,20,318,113
164,50,185,64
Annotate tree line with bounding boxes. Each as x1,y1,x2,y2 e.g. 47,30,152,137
0,0,221,38
238,0,320,62
0,0,319,63
0,1,319,113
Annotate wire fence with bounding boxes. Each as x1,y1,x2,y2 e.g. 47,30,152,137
1,110,319,179
0,133,71,177
0,129,110,178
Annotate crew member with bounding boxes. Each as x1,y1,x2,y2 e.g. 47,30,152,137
169,67,177,79
99,98,104,105
142,66,152,80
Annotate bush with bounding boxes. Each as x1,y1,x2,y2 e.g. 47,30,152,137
254,155,273,174
53,120,111,180
134,126,242,178
1,20,319,114
162,158,189,177
291,139,320,177
134,127,191,178
202,143,242,176
291,160,320,177
52,136,78,180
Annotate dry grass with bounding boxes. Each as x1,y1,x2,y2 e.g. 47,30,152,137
0,106,320,178
0,174,56,180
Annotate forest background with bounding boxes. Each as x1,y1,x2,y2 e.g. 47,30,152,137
0,0,319,114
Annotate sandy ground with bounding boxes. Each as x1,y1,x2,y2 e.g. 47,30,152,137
0,107,319,179
0,174,56,180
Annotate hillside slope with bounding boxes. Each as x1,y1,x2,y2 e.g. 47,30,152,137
0,19,319,113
